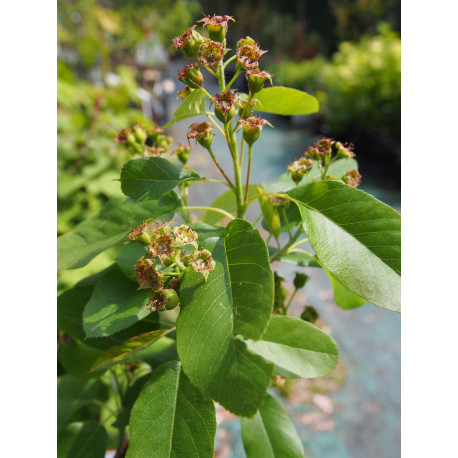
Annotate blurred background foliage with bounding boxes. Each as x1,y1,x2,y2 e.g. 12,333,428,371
57,0,400,291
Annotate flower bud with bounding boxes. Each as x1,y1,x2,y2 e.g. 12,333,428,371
190,249,216,280
135,259,162,290
246,69,273,95
172,26,203,58
199,40,229,68
236,43,267,71
300,306,319,323
287,157,313,184
127,221,151,246
237,36,256,48
177,64,204,89
187,122,214,149
293,273,309,289
238,116,269,146
198,14,234,43
343,169,362,187
335,141,355,159
211,91,238,124
163,288,180,310
173,144,191,164
132,124,147,144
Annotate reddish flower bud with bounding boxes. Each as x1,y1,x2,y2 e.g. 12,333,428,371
237,36,256,49
335,141,356,159
172,26,203,58
199,40,229,67
343,169,362,187
115,127,135,145
198,14,234,43
238,116,269,146
177,63,204,89
127,221,151,246
211,91,238,124
187,122,214,149
148,233,177,264
246,69,273,94
135,258,162,290
173,225,199,247
236,43,267,70
190,249,216,280
287,157,314,184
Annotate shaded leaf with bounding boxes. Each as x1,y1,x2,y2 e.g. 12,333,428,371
83,265,152,338
127,360,216,458
116,242,147,281
57,421,107,458
90,329,172,372
244,316,338,379
57,376,99,429
254,86,319,116
177,219,274,415
59,341,104,378
163,89,212,128
241,394,304,458
121,157,200,201
57,272,160,351
288,181,401,312
58,193,179,270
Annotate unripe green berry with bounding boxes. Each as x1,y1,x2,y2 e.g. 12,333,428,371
163,288,180,310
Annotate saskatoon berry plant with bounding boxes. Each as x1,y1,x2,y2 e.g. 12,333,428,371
57,14,401,458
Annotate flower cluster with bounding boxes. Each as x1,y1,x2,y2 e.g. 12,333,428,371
171,14,274,149
115,124,173,158
127,221,215,311
287,138,360,186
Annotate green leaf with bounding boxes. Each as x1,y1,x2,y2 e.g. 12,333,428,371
241,394,304,458
90,329,172,372
57,421,107,458
113,374,151,429
257,187,281,241
163,89,212,128
58,193,179,270
328,271,366,310
263,158,359,194
58,272,160,351
243,316,338,379
116,242,147,281
83,265,152,338
203,185,258,225
273,250,320,268
120,157,200,201
254,86,319,116
288,181,401,312
59,341,104,378
177,219,274,415
127,360,216,458
57,375,99,429
188,222,225,242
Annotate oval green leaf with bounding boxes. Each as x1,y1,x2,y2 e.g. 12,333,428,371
177,219,274,415
127,360,216,458
57,193,179,270
90,329,172,372
58,421,107,458
121,157,200,201
328,271,366,310
243,316,338,379
288,181,401,312
82,265,151,338
163,89,212,128
241,394,304,458
254,86,319,116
